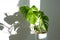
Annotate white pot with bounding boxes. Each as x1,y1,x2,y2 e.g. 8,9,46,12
35,33,47,40
38,33,47,40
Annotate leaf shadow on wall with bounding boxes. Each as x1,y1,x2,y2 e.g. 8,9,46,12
0,12,30,40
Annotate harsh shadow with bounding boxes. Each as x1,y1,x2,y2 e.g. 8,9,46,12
4,12,30,40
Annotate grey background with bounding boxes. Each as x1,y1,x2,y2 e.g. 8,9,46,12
18,0,29,6
40,0,60,40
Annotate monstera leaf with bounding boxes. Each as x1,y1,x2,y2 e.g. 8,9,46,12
26,6,39,24
39,11,49,32
20,5,39,24
20,6,29,17
26,7,38,24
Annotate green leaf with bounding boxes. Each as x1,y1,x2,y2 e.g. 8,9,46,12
33,11,39,16
26,13,37,24
40,24,46,31
39,10,49,32
30,15,37,24
39,17,48,31
20,5,39,24
44,23,48,31
34,26,39,31
20,6,29,17
43,16,49,22
26,7,38,24
40,19,46,31
39,11,44,17
31,5,38,12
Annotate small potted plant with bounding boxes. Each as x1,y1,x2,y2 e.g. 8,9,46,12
19,5,49,40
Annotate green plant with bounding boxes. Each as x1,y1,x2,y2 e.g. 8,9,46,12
19,5,49,34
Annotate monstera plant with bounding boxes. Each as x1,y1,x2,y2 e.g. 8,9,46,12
19,5,49,40
19,5,49,34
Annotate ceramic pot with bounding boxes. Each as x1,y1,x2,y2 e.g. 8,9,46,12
35,33,47,40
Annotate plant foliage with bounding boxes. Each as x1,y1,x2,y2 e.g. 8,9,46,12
19,5,49,33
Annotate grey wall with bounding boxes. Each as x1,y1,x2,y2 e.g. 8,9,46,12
18,0,36,40
40,0,60,40
18,0,29,6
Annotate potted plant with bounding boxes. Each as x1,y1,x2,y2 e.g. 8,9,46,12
19,5,49,40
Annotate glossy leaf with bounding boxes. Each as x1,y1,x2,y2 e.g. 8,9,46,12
39,11,44,17
20,6,29,17
43,16,49,22
31,5,38,12
26,7,38,24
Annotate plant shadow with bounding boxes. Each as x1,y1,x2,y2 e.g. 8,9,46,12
9,12,30,40
0,12,30,40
